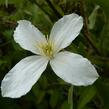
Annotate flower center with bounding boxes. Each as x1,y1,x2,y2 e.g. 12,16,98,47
40,42,54,59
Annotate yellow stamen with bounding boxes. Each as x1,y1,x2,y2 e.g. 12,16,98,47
38,41,54,59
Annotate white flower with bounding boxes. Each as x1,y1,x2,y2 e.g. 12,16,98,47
1,13,99,98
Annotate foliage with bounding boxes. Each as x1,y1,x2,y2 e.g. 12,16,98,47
0,0,109,109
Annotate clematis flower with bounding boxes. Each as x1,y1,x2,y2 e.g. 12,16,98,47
1,13,99,98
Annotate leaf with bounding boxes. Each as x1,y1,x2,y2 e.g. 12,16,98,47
49,90,60,108
5,0,8,8
60,101,70,109
32,85,46,104
95,78,109,109
93,0,109,16
78,85,96,109
99,20,109,56
88,5,100,29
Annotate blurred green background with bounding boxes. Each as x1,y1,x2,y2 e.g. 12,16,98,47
0,0,109,109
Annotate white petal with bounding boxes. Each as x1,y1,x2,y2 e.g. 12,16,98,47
1,56,48,98
50,51,99,86
49,13,83,52
14,20,47,54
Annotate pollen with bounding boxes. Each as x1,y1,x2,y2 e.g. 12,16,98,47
39,41,54,59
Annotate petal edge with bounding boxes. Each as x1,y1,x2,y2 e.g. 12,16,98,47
49,13,83,53
50,51,99,86
14,20,47,54
1,55,48,98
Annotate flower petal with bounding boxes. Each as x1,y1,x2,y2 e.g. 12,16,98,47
50,51,99,86
1,56,48,98
14,20,47,54
49,13,83,52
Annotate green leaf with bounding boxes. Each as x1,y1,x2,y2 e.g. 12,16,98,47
99,20,109,56
60,101,70,109
93,0,109,16
78,86,96,109
95,78,109,109
32,85,46,104
5,0,8,7
88,5,100,29
50,90,60,108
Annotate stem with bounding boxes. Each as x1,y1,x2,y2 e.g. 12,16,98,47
79,1,101,55
68,85,73,109
45,0,62,18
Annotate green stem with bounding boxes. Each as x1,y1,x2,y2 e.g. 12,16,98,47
68,85,73,109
